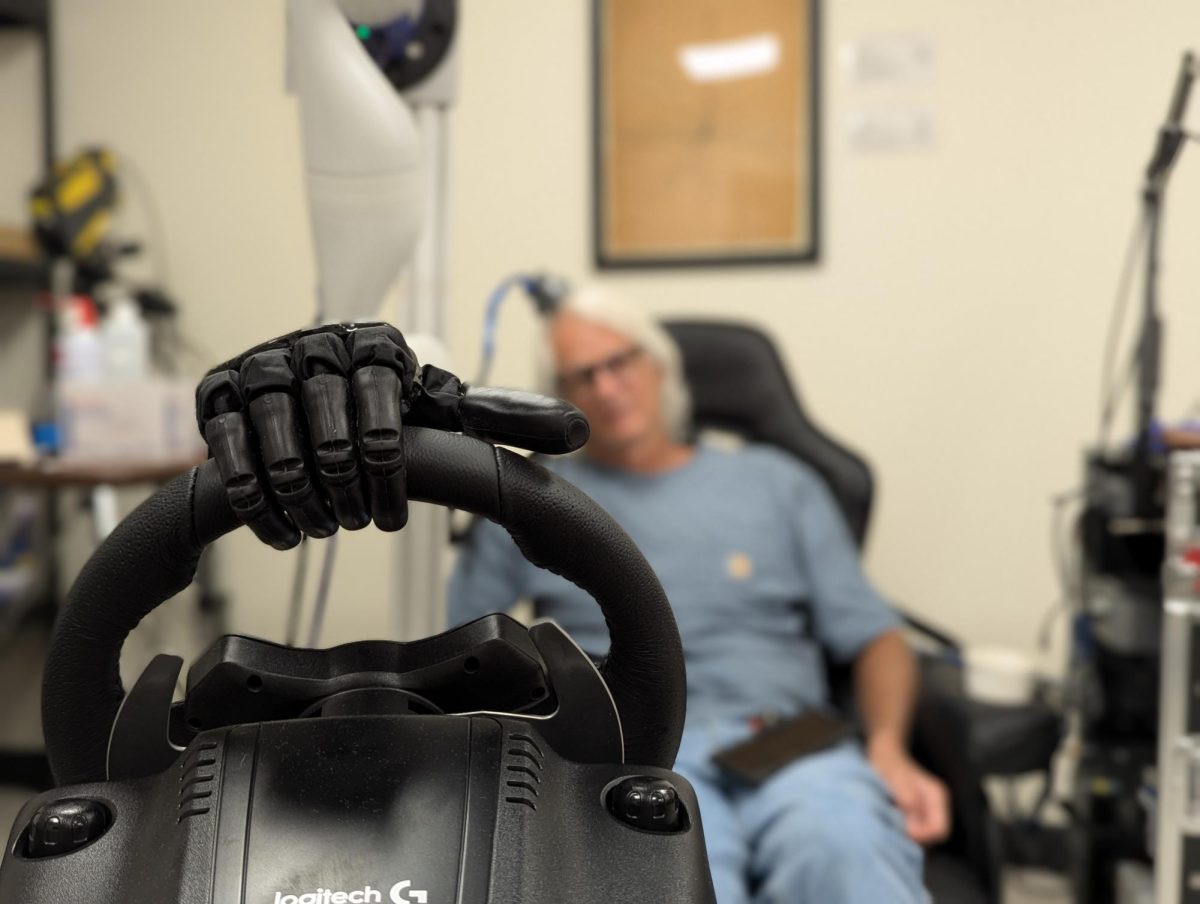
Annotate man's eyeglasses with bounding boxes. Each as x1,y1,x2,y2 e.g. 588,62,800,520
555,345,644,396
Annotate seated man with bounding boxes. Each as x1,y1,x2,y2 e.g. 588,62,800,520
447,287,948,904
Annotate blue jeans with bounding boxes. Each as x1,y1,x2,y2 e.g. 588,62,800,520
675,718,929,904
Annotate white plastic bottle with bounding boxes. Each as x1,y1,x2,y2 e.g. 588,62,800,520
101,290,149,379
55,296,105,383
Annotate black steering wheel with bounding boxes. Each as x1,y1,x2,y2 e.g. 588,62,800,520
41,428,687,786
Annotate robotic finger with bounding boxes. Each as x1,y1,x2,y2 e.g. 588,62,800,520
346,325,417,531
240,349,338,539
292,332,372,531
197,370,300,550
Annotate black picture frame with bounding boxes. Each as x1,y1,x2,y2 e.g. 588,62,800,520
591,0,821,269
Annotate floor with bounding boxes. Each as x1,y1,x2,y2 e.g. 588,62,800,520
0,786,31,840
0,620,47,853
1003,870,1071,904
0,623,45,753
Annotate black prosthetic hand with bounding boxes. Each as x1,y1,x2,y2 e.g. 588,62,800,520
197,322,589,550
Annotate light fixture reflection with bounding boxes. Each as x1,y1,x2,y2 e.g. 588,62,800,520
678,33,782,83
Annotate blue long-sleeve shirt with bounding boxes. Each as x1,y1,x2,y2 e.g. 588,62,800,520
447,443,900,724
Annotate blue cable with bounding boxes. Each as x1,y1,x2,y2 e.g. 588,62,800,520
476,273,532,386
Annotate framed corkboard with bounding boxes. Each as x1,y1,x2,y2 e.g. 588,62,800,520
593,0,820,268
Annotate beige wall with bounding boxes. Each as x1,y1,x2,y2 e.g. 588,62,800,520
455,0,1200,666
2,1,1199,663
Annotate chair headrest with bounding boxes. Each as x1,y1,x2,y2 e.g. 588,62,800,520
662,319,874,549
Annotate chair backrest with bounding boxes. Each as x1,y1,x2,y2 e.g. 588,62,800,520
661,320,875,549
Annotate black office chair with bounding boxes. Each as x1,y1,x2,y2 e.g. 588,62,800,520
663,319,1003,904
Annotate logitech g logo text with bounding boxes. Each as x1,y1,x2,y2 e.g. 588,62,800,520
272,880,428,904
389,881,428,904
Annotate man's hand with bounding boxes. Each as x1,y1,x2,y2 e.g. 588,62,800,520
854,630,948,843
867,738,951,845
196,322,589,550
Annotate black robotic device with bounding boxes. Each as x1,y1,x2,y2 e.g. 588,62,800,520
0,428,715,903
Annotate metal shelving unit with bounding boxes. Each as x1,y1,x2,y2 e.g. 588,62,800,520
0,0,57,793
0,0,53,288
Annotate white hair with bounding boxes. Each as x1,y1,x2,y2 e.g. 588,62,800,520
536,285,692,442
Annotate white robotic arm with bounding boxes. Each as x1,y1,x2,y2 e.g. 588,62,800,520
286,0,426,324
284,0,459,642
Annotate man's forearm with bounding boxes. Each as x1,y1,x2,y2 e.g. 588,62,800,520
854,629,918,755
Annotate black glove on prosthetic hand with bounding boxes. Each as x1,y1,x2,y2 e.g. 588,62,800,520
196,322,590,550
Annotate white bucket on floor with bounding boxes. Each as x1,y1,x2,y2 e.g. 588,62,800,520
962,646,1037,705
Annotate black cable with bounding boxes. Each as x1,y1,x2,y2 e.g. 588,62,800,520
165,320,218,371
115,153,172,289
1096,211,1152,450
1099,346,1140,448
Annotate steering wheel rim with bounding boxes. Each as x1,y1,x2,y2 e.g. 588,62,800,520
42,428,686,785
